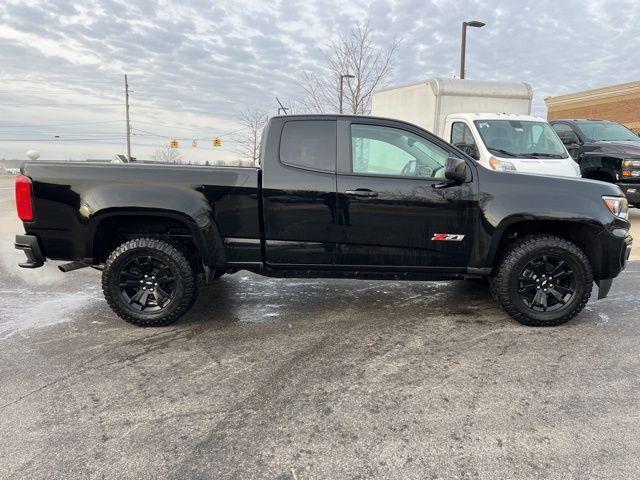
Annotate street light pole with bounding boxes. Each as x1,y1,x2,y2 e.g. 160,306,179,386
460,20,485,79
339,74,355,114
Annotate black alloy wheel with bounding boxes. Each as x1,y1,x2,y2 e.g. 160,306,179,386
118,255,176,312
517,255,576,312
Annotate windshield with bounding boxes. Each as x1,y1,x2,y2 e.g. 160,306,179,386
474,120,568,159
575,121,639,142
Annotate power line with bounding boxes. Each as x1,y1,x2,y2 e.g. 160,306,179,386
0,102,122,107
131,126,249,140
0,137,126,142
0,132,126,136
0,120,124,128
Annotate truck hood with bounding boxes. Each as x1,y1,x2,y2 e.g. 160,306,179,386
586,140,640,157
480,164,623,198
510,158,579,178
478,166,627,229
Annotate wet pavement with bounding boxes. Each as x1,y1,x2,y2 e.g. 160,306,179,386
1,174,640,479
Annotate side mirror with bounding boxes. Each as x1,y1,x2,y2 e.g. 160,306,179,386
444,156,468,184
561,137,580,146
455,143,479,160
566,143,580,160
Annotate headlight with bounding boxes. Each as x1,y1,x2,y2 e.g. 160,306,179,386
603,196,629,220
489,156,516,172
623,159,640,167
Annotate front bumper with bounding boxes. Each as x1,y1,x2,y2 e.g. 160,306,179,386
597,234,632,299
15,234,45,268
618,182,640,205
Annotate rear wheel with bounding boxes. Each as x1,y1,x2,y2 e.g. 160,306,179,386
490,235,593,327
102,237,197,327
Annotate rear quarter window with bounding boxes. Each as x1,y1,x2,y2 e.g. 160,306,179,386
279,121,336,172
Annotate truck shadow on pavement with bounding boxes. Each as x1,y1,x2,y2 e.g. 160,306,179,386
179,274,503,330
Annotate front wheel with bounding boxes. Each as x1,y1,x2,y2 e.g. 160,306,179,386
102,237,198,327
490,235,593,327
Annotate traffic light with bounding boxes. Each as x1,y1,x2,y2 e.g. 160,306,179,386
213,137,222,147
170,140,179,148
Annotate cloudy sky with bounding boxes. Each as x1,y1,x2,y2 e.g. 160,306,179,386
1,0,639,162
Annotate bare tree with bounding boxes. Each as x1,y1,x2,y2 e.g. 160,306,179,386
152,145,184,164
234,108,268,166
299,22,400,114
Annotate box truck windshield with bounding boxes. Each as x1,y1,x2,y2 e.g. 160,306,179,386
474,120,568,159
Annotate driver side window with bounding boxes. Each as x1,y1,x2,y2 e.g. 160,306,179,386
351,124,448,178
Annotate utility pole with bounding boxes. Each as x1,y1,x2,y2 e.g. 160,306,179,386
124,74,132,162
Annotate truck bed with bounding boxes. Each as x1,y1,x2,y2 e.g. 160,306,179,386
21,161,261,264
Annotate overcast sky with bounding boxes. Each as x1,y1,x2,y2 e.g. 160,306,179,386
1,0,639,162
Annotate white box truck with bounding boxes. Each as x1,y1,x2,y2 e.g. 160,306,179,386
372,78,581,177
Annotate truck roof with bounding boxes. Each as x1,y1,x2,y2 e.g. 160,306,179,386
549,119,616,123
270,113,440,125
271,114,399,120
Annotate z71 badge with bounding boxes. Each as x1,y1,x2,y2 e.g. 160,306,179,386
431,233,466,242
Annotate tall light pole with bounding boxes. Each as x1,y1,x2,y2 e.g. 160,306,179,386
339,74,355,114
460,20,485,80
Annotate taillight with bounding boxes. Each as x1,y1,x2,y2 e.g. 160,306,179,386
15,175,35,222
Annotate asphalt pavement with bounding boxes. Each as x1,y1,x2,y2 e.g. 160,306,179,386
1,174,640,479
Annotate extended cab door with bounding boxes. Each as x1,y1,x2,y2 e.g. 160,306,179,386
335,118,478,269
261,117,338,266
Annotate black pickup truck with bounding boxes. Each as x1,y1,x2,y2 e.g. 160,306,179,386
550,119,640,205
15,115,633,327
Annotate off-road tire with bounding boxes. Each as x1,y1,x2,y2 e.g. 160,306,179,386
102,237,197,327
490,235,593,327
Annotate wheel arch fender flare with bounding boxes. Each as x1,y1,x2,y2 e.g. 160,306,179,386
86,208,226,268
484,216,605,278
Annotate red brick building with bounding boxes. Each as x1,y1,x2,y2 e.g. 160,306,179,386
545,81,640,133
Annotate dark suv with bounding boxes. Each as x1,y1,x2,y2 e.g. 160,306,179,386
550,119,640,205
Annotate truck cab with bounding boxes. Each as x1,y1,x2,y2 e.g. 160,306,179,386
444,113,581,177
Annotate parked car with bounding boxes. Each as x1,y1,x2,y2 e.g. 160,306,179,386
15,115,632,328
550,119,640,206
372,78,580,177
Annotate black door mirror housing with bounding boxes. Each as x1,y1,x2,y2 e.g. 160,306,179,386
444,156,468,184
455,143,479,160
565,143,580,159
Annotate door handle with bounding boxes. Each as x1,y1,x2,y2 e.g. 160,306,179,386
345,189,379,198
